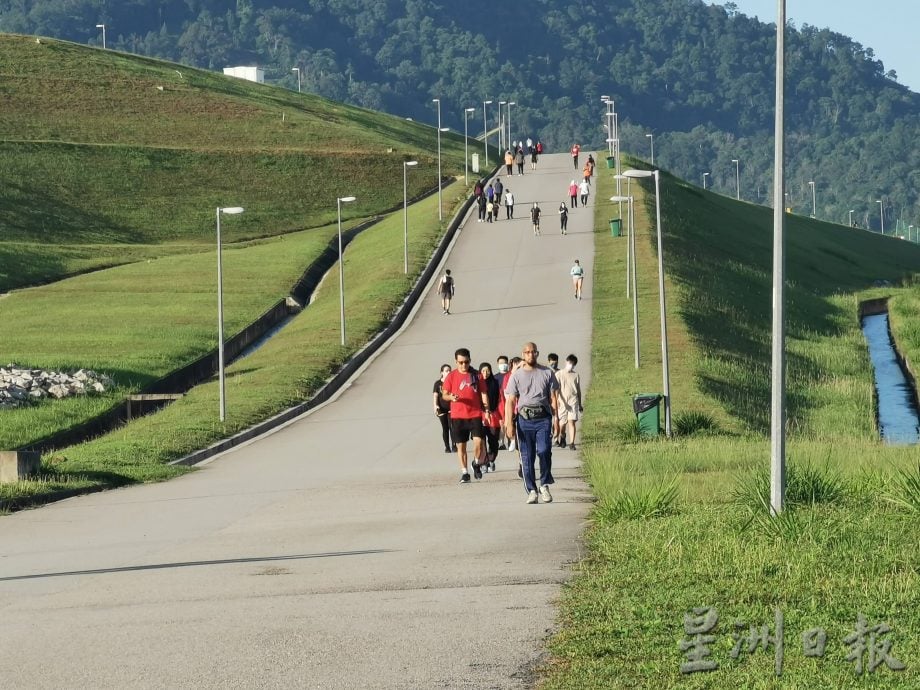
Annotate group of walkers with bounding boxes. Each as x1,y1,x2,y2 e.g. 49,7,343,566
433,344,583,504
503,138,543,176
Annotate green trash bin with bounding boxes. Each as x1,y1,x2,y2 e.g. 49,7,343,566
609,218,622,237
633,394,662,437
606,156,615,169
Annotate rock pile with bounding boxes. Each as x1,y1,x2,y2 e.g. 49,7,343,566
0,366,114,410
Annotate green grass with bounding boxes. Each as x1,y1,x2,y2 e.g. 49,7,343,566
540,165,920,687
0,180,469,510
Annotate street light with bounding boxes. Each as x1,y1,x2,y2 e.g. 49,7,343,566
215,206,244,422
498,101,506,151
808,181,816,217
702,172,710,190
849,209,855,227
337,196,356,346
482,100,493,167
647,134,655,166
507,101,516,151
291,67,301,93
96,23,106,50
432,98,442,221
623,169,671,436
611,194,639,369
877,199,885,234
403,161,418,274
463,107,475,184
732,159,740,200
910,224,915,242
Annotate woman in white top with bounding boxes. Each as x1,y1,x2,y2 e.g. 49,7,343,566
570,260,584,300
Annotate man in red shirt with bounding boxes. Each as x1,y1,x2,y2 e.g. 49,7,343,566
442,347,492,483
571,143,580,170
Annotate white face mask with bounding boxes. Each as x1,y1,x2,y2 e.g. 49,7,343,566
498,363,509,373
565,363,574,372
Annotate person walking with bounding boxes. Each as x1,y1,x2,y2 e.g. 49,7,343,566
478,362,503,472
570,143,580,169
492,178,504,213
530,202,541,236
433,364,455,453
504,149,514,176
570,259,584,300
486,197,495,223
504,188,514,219
555,354,583,450
530,146,538,170
515,148,525,175
437,268,455,313
559,201,568,235
583,162,592,187
443,348,492,483
477,193,487,222
579,178,590,207
568,180,578,209
504,342,560,504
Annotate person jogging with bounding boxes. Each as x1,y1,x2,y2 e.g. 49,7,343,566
437,269,455,313
570,260,584,300
443,348,492,483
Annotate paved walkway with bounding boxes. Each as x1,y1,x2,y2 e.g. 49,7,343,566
0,152,596,689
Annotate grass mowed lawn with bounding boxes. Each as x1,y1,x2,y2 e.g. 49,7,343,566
541,164,920,688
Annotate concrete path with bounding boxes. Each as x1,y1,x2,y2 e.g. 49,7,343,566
0,152,596,689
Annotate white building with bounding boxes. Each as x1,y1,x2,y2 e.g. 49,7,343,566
222,66,264,84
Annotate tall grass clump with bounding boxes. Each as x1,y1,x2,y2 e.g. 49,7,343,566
672,410,719,436
596,477,679,521
885,462,920,514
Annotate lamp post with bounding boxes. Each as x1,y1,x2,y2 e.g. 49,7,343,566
432,98,442,221
809,181,816,217
910,224,915,242
291,67,301,93
507,101,515,151
877,199,885,234
482,100,492,167
647,134,655,166
403,161,418,274
215,206,244,422
849,209,854,227
703,172,710,190
732,159,740,200
463,107,475,184
96,23,106,49
623,169,670,436
337,196,356,346
498,101,506,152
612,194,639,369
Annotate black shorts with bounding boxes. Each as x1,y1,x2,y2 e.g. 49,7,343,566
450,417,484,443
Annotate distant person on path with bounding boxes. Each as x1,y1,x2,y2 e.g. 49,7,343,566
494,355,510,391
443,348,492,483
530,146,538,170
536,141,544,155
505,149,514,175
571,260,584,300
504,342,560,504
555,354,583,450
587,154,595,177
569,180,578,208
437,269,455,313
571,143,580,169
477,193,487,222
515,148,525,175
474,179,484,200
530,202,541,236
583,162,592,186
579,179,590,207
493,178,504,208
504,188,515,219
486,182,495,204
478,362,503,472
433,364,455,454
486,198,495,223
559,201,569,234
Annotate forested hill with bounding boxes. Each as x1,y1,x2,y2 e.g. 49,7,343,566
2,0,919,227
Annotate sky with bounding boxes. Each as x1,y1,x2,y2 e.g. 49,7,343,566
706,1,919,93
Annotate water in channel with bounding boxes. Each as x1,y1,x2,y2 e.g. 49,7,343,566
862,313,920,445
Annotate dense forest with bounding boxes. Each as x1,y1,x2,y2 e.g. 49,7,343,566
2,0,919,229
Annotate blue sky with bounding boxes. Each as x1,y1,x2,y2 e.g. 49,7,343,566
706,1,919,93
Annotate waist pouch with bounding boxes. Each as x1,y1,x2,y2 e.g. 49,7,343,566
519,405,549,420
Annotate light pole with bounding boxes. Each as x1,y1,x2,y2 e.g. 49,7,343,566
337,196,356,346
96,23,106,49
403,161,418,274
482,100,492,167
703,172,710,190
809,181,816,217
623,169,670,436
849,209,854,227
432,98,442,221
291,67,301,93
215,206,244,422
498,101,506,152
877,199,885,234
463,107,475,184
910,224,915,242
612,194,639,369
647,134,655,165
507,101,515,151
732,159,740,200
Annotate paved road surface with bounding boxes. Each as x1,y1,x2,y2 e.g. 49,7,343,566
0,152,596,689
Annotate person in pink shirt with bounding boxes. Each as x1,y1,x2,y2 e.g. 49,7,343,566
568,179,579,208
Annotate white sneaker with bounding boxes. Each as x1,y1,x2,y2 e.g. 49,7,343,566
526,490,538,505
539,485,553,503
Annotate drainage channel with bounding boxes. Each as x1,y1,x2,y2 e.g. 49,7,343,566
861,311,920,445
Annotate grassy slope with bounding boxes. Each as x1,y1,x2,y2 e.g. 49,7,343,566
542,164,920,688
0,34,465,288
